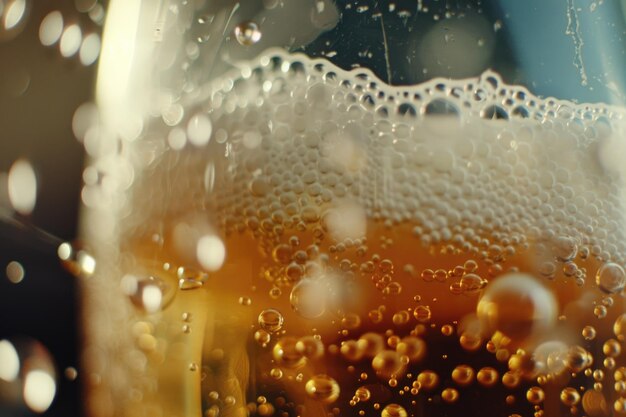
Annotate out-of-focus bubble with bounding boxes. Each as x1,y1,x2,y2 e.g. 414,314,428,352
121,274,175,313
0,338,57,414
64,366,78,381
59,24,82,58
5,260,24,283
23,370,56,413
186,114,212,146
310,0,340,30
8,159,37,215
72,102,99,142
323,200,367,242
477,273,557,344
2,0,28,32
196,235,226,272
234,21,262,46
1,64,30,97
0,339,20,381
87,3,104,25
167,127,187,150
39,11,63,46
57,241,96,277
79,33,100,66
74,0,96,13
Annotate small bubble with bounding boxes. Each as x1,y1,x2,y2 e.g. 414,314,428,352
238,296,252,306
189,362,198,372
64,367,78,381
254,330,271,346
58,242,96,278
234,21,262,46
451,365,474,386
270,368,283,380
560,387,580,406
476,367,498,387
582,325,596,340
441,387,459,403
526,386,545,404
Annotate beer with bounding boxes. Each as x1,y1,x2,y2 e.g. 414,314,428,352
80,46,626,417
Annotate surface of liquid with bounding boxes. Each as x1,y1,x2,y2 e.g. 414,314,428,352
82,49,626,417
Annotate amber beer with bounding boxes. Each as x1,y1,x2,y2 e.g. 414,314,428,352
79,40,626,417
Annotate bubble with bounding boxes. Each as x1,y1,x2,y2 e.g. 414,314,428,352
120,274,175,313
395,336,426,363
57,242,96,278
451,365,474,386
273,337,305,368
187,114,212,146
290,279,326,318
582,325,597,340
196,234,226,272
305,374,340,404
5,261,24,284
615,314,626,340
595,262,626,294
60,24,82,57
416,371,439,390
39,10,63,46
296,336,324,359
258,309,284,333
459,273,486,295
476,367,498,387
342,313,362,330
582,389,608,417
372,350,405,379
358,333,385,357
441,387,459,403
0,338,56,413
270,368,283,379
355,386,371,401
79,33,101,66
381,404,407,417
234,21,262,46
559,387,580,406
413,305,432,322
526,386,545,404
2,0,28,32
553,236,578,261
566,346,593,373
8,159,37,215
254,330,271,346
477,273,557,343
603,339,621,357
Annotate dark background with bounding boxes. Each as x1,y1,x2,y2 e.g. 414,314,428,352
0,1,97,416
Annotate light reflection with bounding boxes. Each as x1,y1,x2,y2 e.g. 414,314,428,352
6,260,25,283
0,339,20,381
23,370,56,413
7,158,37,215
39,11,63,46
3,0,26,31
141,285,163,314
79,33,101,66
60,24,82,57
196,235,226,272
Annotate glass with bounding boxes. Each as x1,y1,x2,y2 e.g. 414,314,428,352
82,1,626,417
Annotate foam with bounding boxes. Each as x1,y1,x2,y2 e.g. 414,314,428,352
95,48,626,273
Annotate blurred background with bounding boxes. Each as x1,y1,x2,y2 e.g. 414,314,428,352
0,1,103,416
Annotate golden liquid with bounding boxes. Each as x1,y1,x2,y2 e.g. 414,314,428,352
82,52,626,417
119,214,624,417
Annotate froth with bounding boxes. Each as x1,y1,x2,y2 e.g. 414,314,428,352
94,48,626,272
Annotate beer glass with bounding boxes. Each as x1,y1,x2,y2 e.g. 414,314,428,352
82,1,626,416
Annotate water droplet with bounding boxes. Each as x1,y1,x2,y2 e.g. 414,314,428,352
305,374,340,404
234,21,262,46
